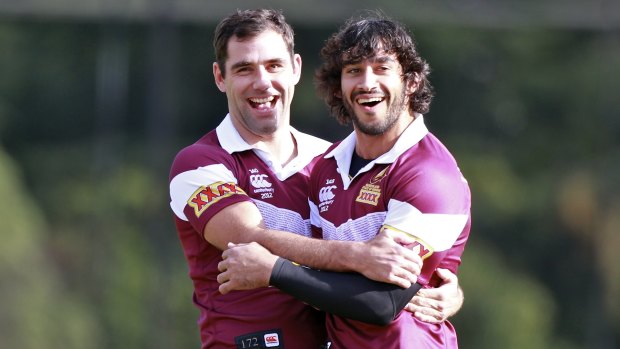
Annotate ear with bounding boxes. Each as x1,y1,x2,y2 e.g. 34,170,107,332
406,73,420,94
213,62,226,92
291,53,302,84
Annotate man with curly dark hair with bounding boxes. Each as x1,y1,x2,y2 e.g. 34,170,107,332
307,13,472,348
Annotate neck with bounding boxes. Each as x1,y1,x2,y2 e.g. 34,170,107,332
230,115,298,166
240,127,298,167
354,114,415,160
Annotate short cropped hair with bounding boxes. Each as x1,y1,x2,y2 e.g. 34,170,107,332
213,9,295,77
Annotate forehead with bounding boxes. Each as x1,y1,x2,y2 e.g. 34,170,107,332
225,30,290,65
343,50,399,66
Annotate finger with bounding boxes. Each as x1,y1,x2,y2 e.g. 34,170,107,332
390,232,416,246
412,295,442,311
218,281,231,295
217,259,228,272
385,274,413,289
416,288,444,301
404,303,418,313
216,269,229,284
398,249,423,271
395,266,420,287
435,268,458,284
413,311,442,324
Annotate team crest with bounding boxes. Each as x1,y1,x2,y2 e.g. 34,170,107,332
370,166,389,184
187,181,247,217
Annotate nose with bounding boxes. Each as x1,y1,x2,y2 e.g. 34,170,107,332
253,66,272,90
357,67,378,91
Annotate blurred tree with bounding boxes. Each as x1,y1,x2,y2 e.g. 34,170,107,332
0,147,100,348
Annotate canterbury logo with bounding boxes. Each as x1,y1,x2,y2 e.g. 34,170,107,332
264,333,279,347
250,174,272,189
319,185,337,203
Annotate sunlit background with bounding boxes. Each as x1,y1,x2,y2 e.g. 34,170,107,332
1,1,619,348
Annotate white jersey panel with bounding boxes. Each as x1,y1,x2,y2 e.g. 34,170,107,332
169,163,236,221
254,199,312,237
319,212,386,242
384,198,468,252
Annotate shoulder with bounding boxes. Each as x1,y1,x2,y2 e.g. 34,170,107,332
170,132,235,179
389,135,470,207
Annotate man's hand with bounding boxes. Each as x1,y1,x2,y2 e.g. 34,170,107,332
405,268,463,323
354,227,423,289
217,242,278,294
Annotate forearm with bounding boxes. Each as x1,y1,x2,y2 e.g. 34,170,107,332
270,258,421,326
254,228,363,272
203,202,361,272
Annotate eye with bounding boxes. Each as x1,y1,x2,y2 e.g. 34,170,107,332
267,62,285,72
234,66,252,75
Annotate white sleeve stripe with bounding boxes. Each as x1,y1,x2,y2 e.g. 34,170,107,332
385,199,467,251
309,199,321,228
169,164,237,221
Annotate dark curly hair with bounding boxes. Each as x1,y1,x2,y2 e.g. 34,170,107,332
315,13,434,125
213,9,295,78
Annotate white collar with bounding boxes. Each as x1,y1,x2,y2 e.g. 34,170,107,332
323,114,429,189
216,114,331,180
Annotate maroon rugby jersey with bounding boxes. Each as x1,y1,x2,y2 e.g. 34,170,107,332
169,115,330,349
309,116,471,349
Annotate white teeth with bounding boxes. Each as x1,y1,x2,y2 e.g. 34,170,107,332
357,97,384,104
249,96,275,104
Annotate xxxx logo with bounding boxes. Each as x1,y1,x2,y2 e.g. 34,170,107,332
187,182,246,217
409,239,433,260
356,183,381,206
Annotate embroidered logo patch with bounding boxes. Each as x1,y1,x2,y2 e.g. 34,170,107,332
370,166,389,184
264,333,280,347
248,170,275,199
318,178,337,213
355,183,381,206
187,181,246,217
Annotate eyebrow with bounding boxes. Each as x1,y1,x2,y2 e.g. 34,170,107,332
343,55,397,66
230,58,287,71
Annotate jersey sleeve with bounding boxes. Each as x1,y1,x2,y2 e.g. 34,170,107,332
169,144,253,235
383,157,471,285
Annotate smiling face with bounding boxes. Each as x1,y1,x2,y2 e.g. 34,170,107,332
340,53,414,136
213,30,301,139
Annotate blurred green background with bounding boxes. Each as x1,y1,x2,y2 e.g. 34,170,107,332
1,1,618,348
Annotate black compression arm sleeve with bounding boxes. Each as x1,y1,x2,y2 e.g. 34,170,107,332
269,258,422,326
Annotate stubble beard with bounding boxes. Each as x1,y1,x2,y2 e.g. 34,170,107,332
347,89,408,136
240,108,280,136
